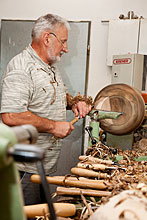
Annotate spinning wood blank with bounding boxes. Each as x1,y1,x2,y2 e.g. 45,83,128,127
94,83,145,135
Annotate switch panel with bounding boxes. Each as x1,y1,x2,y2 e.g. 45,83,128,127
112,54,144,91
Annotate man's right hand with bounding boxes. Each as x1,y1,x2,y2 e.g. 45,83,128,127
50,121,75,138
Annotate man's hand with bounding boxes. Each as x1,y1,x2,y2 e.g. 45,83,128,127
72,101,92,118
50,121,75,138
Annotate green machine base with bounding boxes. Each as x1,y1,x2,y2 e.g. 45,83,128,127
106,132,134,151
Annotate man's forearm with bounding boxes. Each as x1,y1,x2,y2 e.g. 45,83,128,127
1,111,55,133
1,111,75,138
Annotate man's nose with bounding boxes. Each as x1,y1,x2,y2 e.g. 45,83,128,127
63,42,68,53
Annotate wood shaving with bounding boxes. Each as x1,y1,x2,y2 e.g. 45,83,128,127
35,139,147,220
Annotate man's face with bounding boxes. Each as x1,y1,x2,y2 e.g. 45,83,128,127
47,25,68,64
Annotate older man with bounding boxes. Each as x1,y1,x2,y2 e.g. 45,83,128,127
1,14,91,206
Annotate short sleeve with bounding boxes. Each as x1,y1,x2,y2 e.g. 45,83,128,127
1,70,31,113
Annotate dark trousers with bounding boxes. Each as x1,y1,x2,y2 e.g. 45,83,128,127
19,171,46,220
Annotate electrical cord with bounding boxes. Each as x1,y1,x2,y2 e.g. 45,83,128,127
37,161,56,220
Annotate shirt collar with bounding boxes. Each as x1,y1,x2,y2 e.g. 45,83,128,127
27,44,53,70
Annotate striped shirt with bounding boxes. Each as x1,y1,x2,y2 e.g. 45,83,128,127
1,44,67,174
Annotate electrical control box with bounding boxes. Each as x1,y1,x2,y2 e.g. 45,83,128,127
112,54,144,91
108,54,145,150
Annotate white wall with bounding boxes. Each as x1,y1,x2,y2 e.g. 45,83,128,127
0,0,147,99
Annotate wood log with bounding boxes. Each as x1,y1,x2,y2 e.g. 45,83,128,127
24,203,76,218
31,175,108,190
79,155,113,165
71,167,108,179
88,190,147,220
56,187,111,197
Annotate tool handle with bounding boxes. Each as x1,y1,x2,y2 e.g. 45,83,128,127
31,175,107,190
79,155,113,165
24,203,76,218
56,187,111,197
71,167,107,179
70,117,79,125
77,162,106,170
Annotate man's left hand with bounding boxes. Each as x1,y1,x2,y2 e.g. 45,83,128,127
72,101,92,118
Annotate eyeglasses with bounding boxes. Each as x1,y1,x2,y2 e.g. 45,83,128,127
49,32,66,48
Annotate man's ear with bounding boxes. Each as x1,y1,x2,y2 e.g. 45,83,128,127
43,32,50,46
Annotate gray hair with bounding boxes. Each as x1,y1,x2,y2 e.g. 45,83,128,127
32,14,70,39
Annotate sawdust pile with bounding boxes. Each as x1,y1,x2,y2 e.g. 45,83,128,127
86,140,147,201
